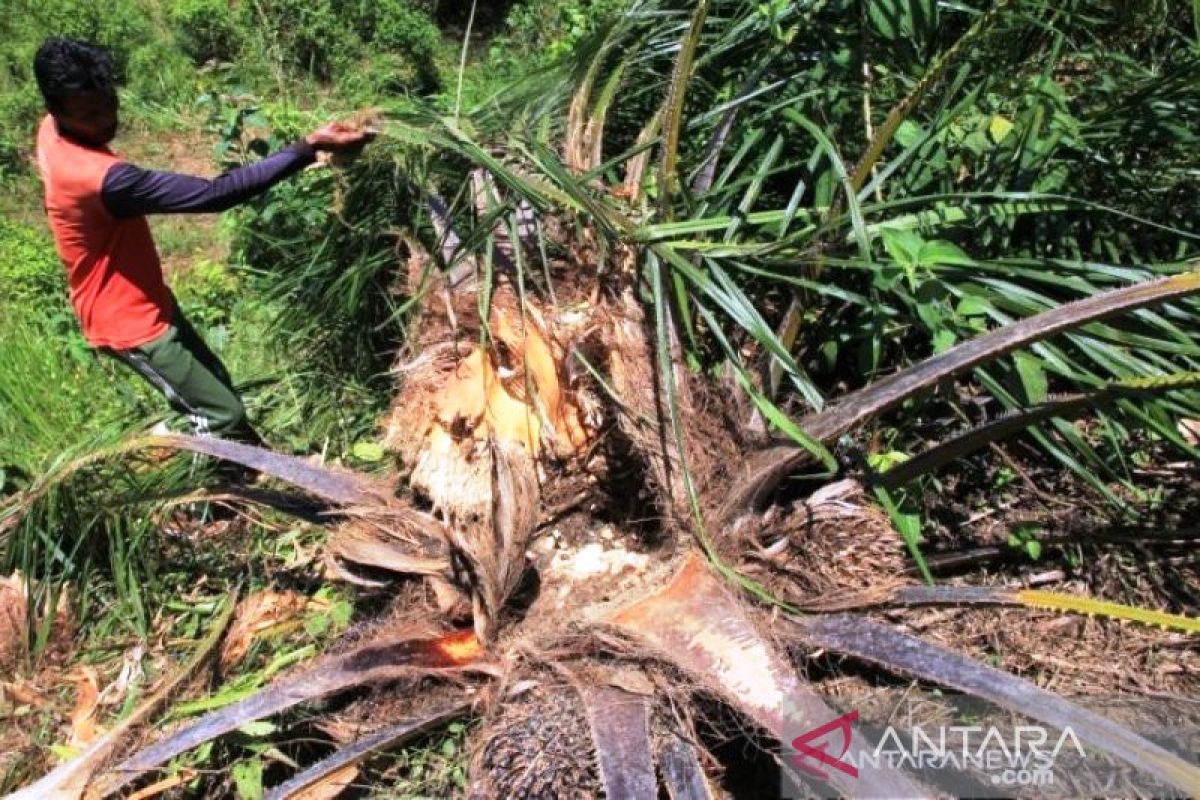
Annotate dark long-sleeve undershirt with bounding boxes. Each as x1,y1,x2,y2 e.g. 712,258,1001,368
100,141,316,218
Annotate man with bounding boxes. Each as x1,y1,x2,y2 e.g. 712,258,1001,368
33,37,372,445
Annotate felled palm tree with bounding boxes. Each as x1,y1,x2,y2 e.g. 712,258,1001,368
14,0,1200,797
31,244,1195,800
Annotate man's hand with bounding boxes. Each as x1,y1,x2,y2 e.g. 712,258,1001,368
304,121,376,152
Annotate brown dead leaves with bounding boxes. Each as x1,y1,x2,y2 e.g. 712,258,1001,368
1,573,79,706
67,666,102,748
0,572,28,671
290,765,361,800
220,590,322,671
122,769,198,800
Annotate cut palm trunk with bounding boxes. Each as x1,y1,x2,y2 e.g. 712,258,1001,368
383,264,597,639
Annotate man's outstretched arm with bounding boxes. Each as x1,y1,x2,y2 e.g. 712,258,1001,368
100,123,373,218
101,141,316,217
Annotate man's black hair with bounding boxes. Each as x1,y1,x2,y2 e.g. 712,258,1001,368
33,38,117,112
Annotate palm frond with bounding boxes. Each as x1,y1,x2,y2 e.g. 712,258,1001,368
262,702,470,800
99,630,484,797
583,687,658,800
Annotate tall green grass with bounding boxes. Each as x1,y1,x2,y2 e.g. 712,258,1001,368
0,301,170,647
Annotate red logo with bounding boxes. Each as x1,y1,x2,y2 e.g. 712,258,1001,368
791,710,859,780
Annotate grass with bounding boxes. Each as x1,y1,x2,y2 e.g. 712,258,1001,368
372,721,472,798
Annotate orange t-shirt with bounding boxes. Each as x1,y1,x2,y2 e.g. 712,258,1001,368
35,115,171,349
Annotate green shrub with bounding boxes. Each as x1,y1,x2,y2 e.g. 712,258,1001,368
372,0,441,53
336,52,435,102
243,0,358,82
0,219,64,307
16,0,155,76
360,0,443,94
456,0,627,107
235,0,444,91
258,101,309,142
168,0,245,65
490,0,629,69
0,126,34,185
0,82,43,127
0,0,198,174
172,257,242,328
125,40,196,109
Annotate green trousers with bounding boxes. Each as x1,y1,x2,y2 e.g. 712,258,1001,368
102,306,261,443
